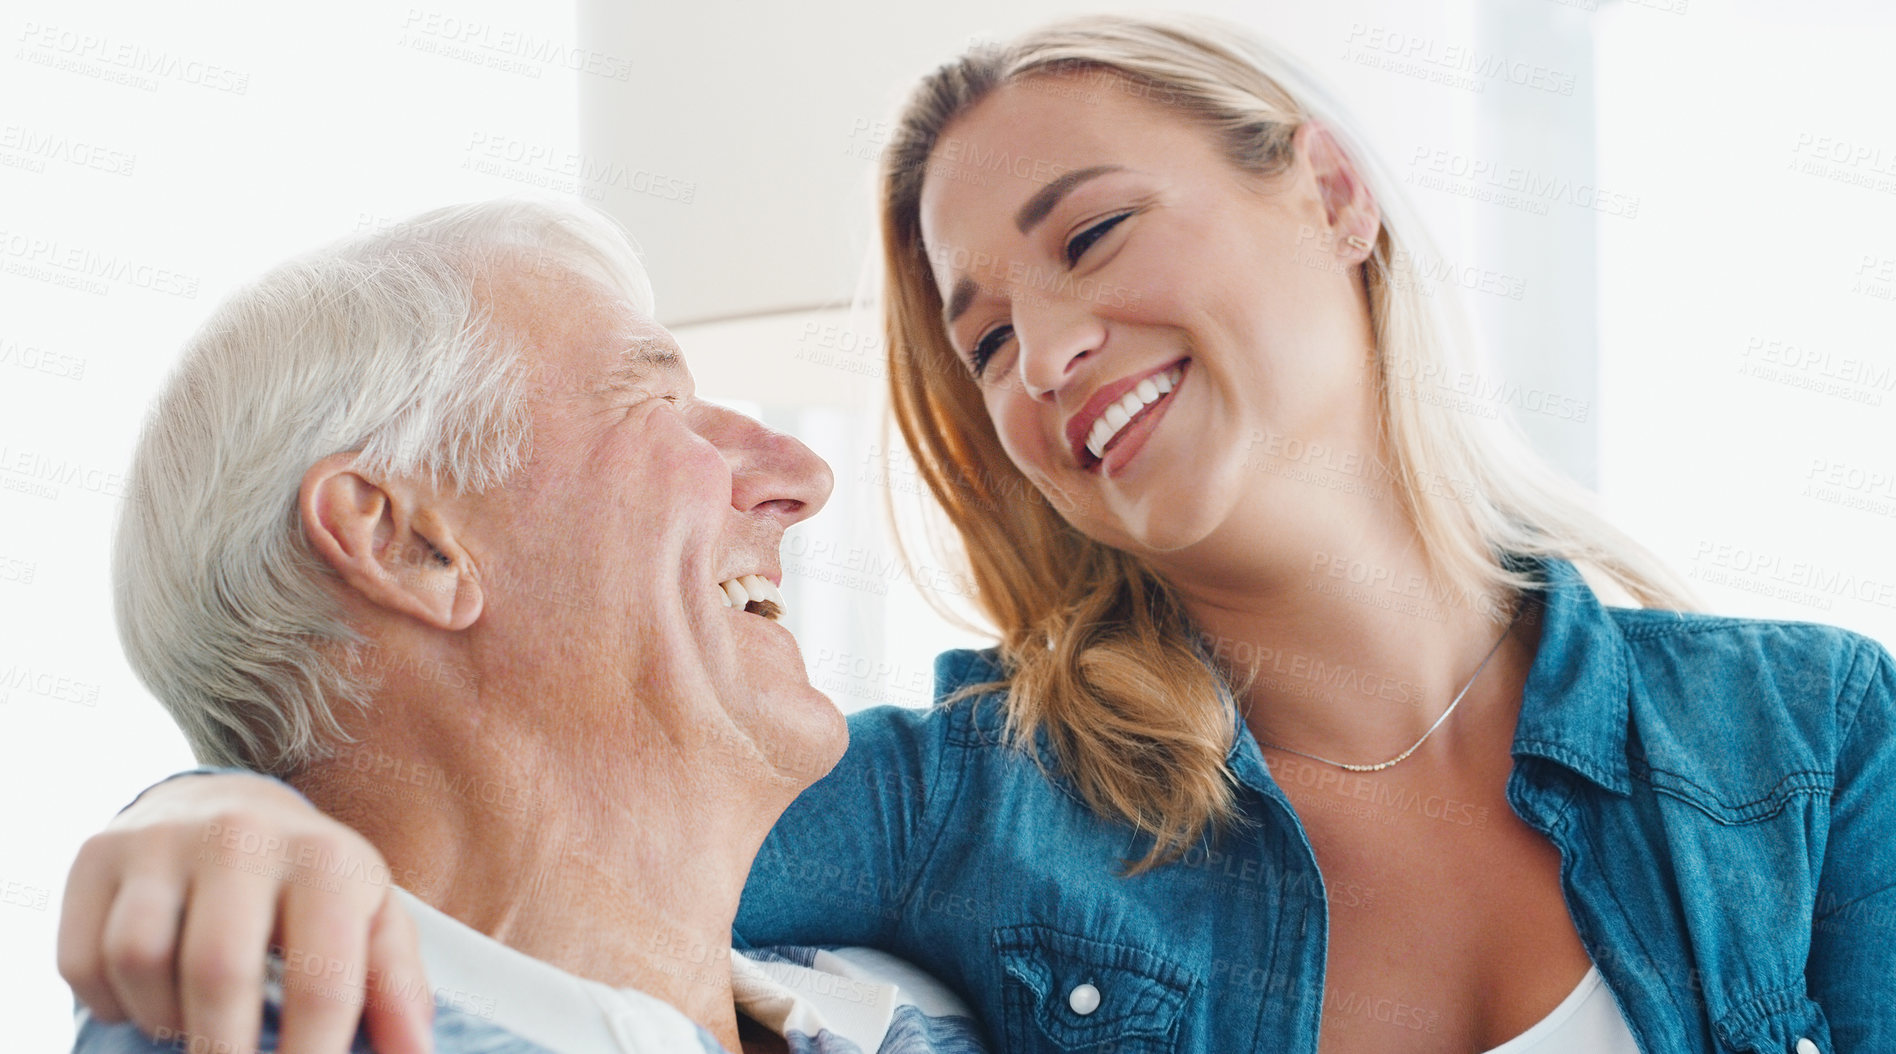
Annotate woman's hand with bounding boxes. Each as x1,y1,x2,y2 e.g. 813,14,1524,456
57,772,434,1054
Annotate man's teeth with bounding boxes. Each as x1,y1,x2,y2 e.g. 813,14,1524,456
1086,366,1181,460
718,574,786,620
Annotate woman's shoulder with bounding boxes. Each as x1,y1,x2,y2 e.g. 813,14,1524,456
1609,607,1890,698
842,648,1013,747
843,648,1097,807
1606,607,1893,780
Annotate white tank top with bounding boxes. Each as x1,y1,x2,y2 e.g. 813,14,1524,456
1479,966,1640,1053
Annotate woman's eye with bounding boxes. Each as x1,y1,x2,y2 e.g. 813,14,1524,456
970,324,1014,377
1064,211,1133,267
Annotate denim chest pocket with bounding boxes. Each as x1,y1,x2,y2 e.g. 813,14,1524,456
1629,756,1831,826
994,925,1197,1053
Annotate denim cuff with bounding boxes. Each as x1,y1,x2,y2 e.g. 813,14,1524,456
122,766,306,814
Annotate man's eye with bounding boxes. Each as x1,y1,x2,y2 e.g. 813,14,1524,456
1064,211,1133,267
970,324,1014,378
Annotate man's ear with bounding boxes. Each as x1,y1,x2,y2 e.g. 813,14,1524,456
1296,121,1382,264
298,453,483,631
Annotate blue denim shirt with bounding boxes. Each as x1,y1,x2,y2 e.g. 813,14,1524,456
736,558,1896,1053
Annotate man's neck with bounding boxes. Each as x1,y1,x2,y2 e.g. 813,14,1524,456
297,710,783,1053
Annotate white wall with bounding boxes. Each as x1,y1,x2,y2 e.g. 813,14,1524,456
0,0,587,1043
1594,1,1896,645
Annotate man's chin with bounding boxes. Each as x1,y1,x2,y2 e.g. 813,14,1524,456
711,603,849,782
768,682,850,787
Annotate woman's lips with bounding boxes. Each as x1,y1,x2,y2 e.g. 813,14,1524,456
1067,359,1189,472
1094,366,1184,478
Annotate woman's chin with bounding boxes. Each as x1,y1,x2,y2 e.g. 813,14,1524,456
1091,497,1228,557
1099,466,1247,555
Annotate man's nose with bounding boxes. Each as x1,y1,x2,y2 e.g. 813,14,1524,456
701,404,834,526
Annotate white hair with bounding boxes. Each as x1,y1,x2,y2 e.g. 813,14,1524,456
114,199,654,773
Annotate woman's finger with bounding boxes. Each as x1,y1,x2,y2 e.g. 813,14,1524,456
99,872,189,1040
56,833,129,1023
272,836,383,1054
362,892,435,1054
175,845,279,1054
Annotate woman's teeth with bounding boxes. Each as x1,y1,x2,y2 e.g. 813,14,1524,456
718,574,785,620
1086,365,1181,460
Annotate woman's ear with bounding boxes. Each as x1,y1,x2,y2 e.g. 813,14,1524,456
1296,121,1383,264
298,453,483,631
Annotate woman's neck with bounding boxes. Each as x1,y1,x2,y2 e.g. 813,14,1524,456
1156,504,1521,765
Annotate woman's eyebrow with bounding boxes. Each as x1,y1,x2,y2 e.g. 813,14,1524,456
941,164,1126,330
1015,165,1123,233
944,277,977,328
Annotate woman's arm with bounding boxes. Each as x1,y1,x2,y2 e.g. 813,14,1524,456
57,771,433,1054
1807,638,1896,1050
736,702,960,951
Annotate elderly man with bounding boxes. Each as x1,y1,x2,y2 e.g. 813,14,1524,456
65,201,984,1054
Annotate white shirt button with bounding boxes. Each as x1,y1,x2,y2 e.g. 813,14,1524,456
1068,982,1101,1016
1795,1040,1819,1054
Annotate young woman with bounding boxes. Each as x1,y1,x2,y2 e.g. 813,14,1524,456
60,15,1893,1054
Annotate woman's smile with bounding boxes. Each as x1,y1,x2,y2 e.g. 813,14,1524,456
1068,358,1188,475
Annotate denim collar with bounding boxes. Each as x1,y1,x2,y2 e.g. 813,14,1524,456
1509,556,1634,795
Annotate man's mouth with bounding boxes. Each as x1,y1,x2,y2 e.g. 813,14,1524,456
718,574,785,621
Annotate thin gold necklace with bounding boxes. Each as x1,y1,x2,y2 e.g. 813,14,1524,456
1255,607,1521,773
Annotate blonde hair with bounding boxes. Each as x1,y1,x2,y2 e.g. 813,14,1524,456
878,15,1690,870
